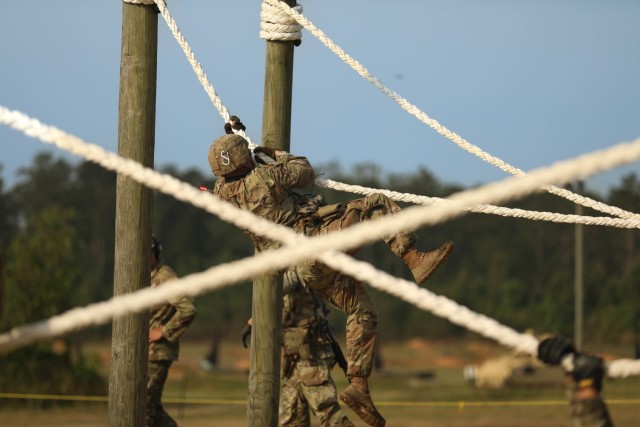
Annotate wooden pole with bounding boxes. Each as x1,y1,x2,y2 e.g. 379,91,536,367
248,1,297,425
0,248,4,319
108,3,158,427
574,180,584,350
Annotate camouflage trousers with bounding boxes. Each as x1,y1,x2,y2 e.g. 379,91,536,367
294,270,378,378
280,358,355,427
147,360,178,427
299,193,416,257
294,193,408,378
570,395,614,427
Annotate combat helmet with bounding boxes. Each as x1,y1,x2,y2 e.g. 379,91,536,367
208,134,253,178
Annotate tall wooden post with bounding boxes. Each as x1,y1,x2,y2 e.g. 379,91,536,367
108,3,158,427
248,1,297,425
574,180,584,350
0,249,4,319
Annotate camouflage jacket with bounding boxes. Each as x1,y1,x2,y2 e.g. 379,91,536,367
282,285,334,363
149,263,197,362
213,153,316,252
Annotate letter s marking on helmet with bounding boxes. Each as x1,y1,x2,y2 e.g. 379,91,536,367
220,150,231,165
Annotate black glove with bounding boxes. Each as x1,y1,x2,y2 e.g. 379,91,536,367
538,335,576,365
229,115,246,131
253,146,281,165
572,352,605,391
224,115,246,134
253,146,278,159
241,323,252,349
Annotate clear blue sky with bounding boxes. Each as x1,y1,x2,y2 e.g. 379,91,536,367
1,0,638,195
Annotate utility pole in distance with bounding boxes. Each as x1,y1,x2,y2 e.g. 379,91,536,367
574,180,584,351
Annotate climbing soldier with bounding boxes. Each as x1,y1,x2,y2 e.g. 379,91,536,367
208,120,454,427
147,236,197,427
538,335,614,427
243,269,355,427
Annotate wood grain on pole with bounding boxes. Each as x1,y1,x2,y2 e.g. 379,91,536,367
574,181,584,351
248,1,297,425
108,3,158,427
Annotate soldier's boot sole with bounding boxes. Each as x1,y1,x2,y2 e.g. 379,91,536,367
339,385,386,427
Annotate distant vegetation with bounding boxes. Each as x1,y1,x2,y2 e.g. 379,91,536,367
0,152,638,396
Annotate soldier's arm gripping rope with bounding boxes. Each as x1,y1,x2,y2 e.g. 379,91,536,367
538,335,614,427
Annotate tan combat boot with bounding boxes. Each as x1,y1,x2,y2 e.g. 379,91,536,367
402,240,454,285
339,376,386,427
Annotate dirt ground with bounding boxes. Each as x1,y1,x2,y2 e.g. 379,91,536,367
1,338,638,426
3,402,639,427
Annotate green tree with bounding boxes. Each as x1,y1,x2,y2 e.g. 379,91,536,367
8,153,75,222
0,167,11,319
71,161,117,303
0,165,18,247
607,173,640,275
2,204,84,328
0,204,104,403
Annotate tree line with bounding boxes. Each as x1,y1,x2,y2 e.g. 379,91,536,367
1,152,639,349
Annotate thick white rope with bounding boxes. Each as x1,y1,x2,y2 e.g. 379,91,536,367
1,106,640,378
259,1,303,42
122,0,155,5
152,0,231,129
152,0,258,148
322,179,639,229
263,0,640,226
150,0,639,229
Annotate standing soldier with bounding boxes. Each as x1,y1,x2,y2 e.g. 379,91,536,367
537,335,614,427
242,270,355,427
147,236,197,427
209,124,454,427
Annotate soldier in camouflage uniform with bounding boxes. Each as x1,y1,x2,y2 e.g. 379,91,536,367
147,236,197,427
209,128,453,427
538,335,614,427
246,270,355,426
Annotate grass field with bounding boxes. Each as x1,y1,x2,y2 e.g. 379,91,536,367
1,338,638,426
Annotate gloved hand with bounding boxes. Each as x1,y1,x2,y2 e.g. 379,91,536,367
572,352,605,391
253,146,281,165
241,323,252,349
253,146,278,160
538,335,576,365
229,115,246,131
224,115,246,134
